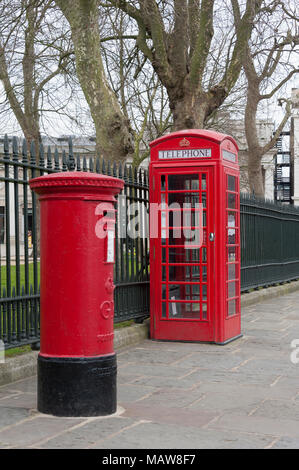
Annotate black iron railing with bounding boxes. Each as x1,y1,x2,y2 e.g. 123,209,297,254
240,193,299,291
0,135,149,349
1,134,299,349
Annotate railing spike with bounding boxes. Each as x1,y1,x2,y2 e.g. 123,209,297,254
54,147,60,170
47,146,52,169
30,140,36,164
76,155,81,171
4,134,9,155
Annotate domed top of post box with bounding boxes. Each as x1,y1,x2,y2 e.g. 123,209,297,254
30,171,124,200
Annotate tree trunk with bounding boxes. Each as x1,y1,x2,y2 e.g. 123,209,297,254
244,87,264,196
55,0,134,161
169,84,209,130
247,151,264,197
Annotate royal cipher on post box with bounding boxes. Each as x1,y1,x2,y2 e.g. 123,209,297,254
149,130,241,345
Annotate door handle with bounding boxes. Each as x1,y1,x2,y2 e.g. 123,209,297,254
209,232,215,242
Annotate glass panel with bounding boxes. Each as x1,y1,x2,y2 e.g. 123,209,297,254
162,265,166,281
182,210,201,227
169,284,183,301
228,263,237,280
169,210,201,228
223,150,236,162
228,193,236,209
161,211,167,228
185,248,200,263
162,302,167,318
228,300,236,316
228,246,236,261
169,265,200,282
162,284,166,299
202,247,207,262
168,284,200,301
169,302,201,319
185,284,200,299
228,228,236,244
201,193,206,208
227,175,236,192
168,192,200,208
168,174,199,191
202,265,207,282
201,174,207,190
162,247,166,262
227,211,236,228
228,281,236,298
202,303,207,319
169,229,202,246
202,284,207,300
161,175,166,190
168,247,200,264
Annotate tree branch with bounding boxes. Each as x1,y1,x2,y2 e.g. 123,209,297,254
260,68,299,100
261,100,292,155
219,0,263,93
0,44,26,129
168,0,188,79
189,0,214,89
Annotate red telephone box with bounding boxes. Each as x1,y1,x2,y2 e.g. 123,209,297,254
149,130,241,344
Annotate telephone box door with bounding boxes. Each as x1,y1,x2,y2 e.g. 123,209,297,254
151,168,215,342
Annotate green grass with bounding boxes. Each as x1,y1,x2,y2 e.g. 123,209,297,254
4,345,32,358
1,263,40,292
114,320,134,329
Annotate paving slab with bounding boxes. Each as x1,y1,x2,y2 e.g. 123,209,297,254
37,416,137,449
92,422,274,449
0,289,299,449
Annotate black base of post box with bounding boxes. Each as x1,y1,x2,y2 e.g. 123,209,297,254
37,354,117,417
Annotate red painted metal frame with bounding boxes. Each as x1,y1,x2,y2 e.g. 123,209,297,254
149,130,241,344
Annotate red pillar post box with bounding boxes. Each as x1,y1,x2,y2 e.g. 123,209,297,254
149,130,241,344
29,171,124,416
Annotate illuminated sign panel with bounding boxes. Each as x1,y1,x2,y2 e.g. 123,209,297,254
223,150,236,162
158,148,212,159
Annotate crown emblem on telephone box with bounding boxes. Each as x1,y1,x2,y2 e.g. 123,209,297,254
179,138,190,147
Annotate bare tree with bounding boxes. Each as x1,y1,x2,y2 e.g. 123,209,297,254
0,0,73,153
240,1,299,196
99,7,172,166
55,0,135,161
104,0,264,130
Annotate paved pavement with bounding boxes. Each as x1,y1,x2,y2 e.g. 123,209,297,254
0,291,299,449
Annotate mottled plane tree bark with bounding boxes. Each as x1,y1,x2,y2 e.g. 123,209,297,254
105,0,263,130
55,0,134,161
